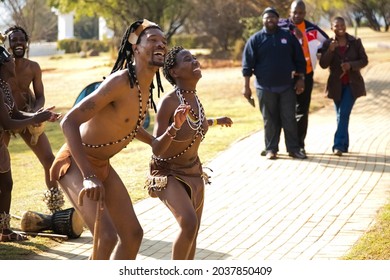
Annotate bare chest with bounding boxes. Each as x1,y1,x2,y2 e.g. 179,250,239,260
80,89,149,155
14,64,34,89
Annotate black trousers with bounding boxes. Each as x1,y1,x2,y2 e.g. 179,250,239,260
296,71,314,149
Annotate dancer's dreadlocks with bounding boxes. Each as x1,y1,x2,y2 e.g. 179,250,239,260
111,19,164,112
163,46,185,86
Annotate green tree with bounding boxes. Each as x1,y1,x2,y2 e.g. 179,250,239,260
347,0,389,31
308,0,389,32
238,0,292,41
2,0,57,42
48,0,194,41
189,0,292,57
74,15,99,39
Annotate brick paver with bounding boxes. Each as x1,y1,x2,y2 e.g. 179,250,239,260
31,62,390,260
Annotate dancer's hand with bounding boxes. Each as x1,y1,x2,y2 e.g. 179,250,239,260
33,106,61,124
32,110,51,124
78,175,105,207
173,104,190,128
43,106,62,122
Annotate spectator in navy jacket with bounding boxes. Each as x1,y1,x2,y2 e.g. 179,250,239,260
242,7,307,160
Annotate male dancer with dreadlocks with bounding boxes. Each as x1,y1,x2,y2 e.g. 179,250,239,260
50,19,190,260
4,26,64,213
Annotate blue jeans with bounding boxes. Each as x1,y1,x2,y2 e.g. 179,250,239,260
256,87,300,153
333,85,356,152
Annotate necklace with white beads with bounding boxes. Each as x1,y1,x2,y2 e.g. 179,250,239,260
175,87,205,132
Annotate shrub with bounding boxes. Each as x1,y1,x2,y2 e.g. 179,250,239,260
57,39,110,54
57,39,80,53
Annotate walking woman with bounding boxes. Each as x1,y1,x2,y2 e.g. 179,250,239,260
319,16,368,156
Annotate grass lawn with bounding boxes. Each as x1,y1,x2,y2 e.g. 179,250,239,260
1,27,390,259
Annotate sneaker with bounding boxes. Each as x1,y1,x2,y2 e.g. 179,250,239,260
333,149,342,156
266,151,277,160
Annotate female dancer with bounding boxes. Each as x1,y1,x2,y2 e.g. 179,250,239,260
146,46,233,259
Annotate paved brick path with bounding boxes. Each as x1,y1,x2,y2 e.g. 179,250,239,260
31,62,390,260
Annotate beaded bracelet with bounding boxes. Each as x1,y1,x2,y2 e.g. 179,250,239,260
171,123,180,131
166,128,176,139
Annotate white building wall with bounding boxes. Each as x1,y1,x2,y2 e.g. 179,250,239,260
57,12,75,40
99,17,114,40
52,8,112,41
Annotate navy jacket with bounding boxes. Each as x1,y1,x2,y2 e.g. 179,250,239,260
242,27,306,89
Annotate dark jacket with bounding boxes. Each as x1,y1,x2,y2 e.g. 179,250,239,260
242,27,306,89
278,18,329,72
319,33,368,102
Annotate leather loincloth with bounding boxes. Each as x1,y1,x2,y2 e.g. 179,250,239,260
50,143,110,182
145,156,210,212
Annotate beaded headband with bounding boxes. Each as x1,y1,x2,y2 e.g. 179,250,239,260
128,19,159,44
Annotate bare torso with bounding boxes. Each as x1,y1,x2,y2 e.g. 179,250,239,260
79,70,151,160
155,89,209,164
10,58,40,111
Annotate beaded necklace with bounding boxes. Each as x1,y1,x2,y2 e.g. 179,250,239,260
82,72,149,149
153,88,206,162
0,78,15,116
176,88,205,132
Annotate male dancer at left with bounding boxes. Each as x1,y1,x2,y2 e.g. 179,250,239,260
0,44,60,242
4,26,64,213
